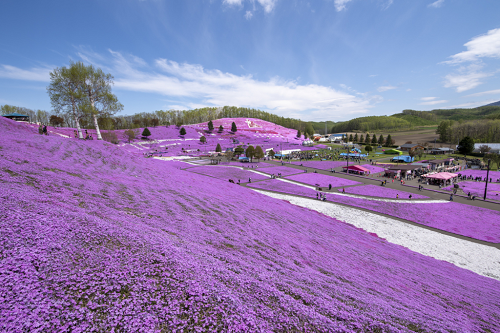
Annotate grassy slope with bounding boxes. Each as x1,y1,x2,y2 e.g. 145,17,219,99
1,117,500,332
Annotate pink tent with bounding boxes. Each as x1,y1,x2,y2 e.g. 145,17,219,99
342,165,370,174
423,172,458,180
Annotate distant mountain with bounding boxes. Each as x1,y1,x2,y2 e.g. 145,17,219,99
483,100,500,107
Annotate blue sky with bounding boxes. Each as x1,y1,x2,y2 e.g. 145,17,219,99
1,0,499,121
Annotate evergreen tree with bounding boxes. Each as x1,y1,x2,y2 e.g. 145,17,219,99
245,145,255,162
354,133,358,142
200,135,206,144
359,134,364,144
208,120,214,132
254,146,265,161
297,129,301,138
142,127,151,138
218,125,223,132
371,134,377,144
180,127,186,136
216,143,222,152
378,134,385,146
231,122,237,132
268,149,275,158
458,136,474,155
365,133,370,143
234,145,244,157
386,134,393,146
349,134,353,142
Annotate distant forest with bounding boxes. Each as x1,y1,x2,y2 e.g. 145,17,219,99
3,103,500,143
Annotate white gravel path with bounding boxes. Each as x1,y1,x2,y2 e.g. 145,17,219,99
254,190,500,281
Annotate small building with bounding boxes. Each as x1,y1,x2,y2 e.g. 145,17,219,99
2,113,30,121
385,164,422,177
473,143,500,154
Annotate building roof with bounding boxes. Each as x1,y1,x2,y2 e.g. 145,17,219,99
387,165,422,171
400,143,418,148
423,172,458,180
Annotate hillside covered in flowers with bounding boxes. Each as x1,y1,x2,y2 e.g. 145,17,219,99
1,117,500,332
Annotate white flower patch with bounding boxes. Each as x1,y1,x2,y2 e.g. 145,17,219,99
253,190,500,281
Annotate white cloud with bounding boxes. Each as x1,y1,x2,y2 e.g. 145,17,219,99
464,89,500,98
334,0,353,12
245,10,253,19
420,100,448,106
256,0,277,13
99,51,373,120
443,64,492,93
444,28,500,64
223,0,277,13
421,97,437,101
0,64,52,82
428,0,444,8
377,85,396,92
223,0,244,6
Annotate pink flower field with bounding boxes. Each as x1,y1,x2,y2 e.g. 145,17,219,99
444,181,500,199
458,169,500,180
291,160,348,170
359,164,385,174
256,165,304,176
286,173,362,187
339,184,429,199
246,177,500,242
1,117,500,332
187,165,270,182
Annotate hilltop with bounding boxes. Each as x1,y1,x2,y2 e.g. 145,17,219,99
1,117,500,331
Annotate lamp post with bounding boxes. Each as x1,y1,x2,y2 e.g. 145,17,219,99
484,159,491,200
346,146,349,173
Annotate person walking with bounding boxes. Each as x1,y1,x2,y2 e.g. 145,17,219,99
409,194,412,200
248,177,251,183
450,194,454,201
328,184,332,190
42,125,48,135
396,194,399,199
342,188,345,193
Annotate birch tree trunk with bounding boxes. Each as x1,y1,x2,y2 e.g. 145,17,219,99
91,97,103,140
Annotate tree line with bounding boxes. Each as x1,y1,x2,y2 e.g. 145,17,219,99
436,119,500,144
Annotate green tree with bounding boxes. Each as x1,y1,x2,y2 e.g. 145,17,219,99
486,153,500,170
354,133,358,142
458,136,474,155
123,129,137,143
386,134,394,146
176,121,183,128
349,134,353,142
231,122,237,132
80,64,123,140
365,145,373,153
305,123,315,137
208,120,214,132
200,135,206,144
151,118,159,128
218,125,223,132
365,133,370,143
215,143,222,152
378,134,385,146
268,149,275,158
254,146,265,161
142,127,151,138
245,145,255,162
297,129,301,138
180,127,186,136
47,61,87,139
234,145,244,157
359,134,364,144
371,134,377,145
165,121,170,127
49,115,64,127
436,120,454,142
